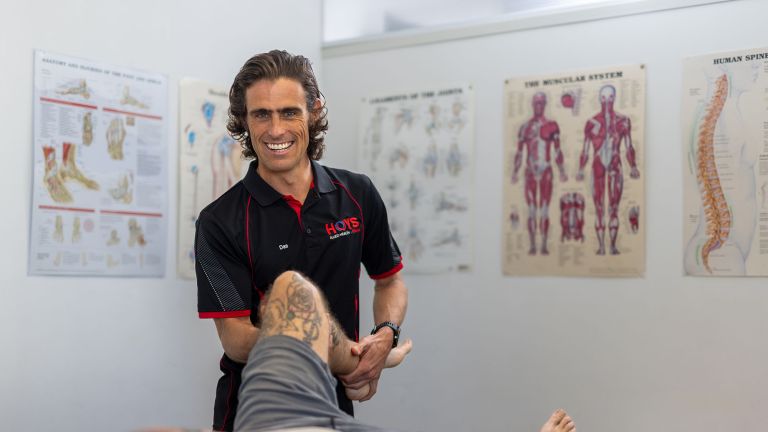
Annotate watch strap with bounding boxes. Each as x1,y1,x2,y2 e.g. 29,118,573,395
371,321,400,348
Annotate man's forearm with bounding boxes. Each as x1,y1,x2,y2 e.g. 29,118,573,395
373,274,408,327
214,317,261,363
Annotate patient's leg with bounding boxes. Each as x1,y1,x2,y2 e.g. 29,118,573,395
259,271,331,363
259,271,412,401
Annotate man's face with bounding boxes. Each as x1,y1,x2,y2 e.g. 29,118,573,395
245,78,316,179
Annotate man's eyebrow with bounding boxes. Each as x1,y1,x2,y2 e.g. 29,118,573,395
248,107,302,115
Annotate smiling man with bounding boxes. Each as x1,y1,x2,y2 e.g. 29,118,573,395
194,50,408,432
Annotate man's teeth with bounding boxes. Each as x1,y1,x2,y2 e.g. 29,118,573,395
266,141,293,150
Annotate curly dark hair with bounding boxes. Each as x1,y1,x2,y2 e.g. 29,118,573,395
227,50,328,160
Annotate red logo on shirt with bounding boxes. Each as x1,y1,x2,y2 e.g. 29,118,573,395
325,217,360,239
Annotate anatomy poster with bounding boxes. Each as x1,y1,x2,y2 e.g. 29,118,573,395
29,51,168,276
358,85,473,273
177,79,247,279
502,65,645,277
683,47,768,276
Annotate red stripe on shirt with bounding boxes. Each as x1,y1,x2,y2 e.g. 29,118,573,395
370,260,404,280
199,310,251,319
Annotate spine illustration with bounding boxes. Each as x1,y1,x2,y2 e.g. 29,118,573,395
696,74,730,273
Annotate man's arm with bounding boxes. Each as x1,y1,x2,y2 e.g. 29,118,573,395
340,272,408,401
213,317,260,364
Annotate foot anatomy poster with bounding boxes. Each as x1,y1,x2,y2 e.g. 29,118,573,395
358,85,473,273
29,51,168,276
502,65,645,277
683,47,768,276
177,79,247,279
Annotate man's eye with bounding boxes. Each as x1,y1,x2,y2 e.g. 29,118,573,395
283,111,297,118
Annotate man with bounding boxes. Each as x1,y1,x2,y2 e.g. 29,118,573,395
511,92,568,256
234,271,576,432
195,50,408,431
575,84,640,255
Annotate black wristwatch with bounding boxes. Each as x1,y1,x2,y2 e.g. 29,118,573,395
371,321,400,348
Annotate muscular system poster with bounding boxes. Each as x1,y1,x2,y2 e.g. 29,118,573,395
683,47,768,276
29,51,168,276
177,79,247,279
502,65,645,277
358,85,473,273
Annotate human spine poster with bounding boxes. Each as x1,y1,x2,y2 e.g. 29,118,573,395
502,65,645,277
358,85,473,273
29,51,168,276
683,47,768,276
177,79,247,279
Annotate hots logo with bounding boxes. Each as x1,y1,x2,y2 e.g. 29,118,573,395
325,217,361,240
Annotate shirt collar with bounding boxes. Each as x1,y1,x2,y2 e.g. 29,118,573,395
242,160,336,206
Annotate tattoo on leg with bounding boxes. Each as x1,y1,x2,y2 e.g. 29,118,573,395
261,273,322,344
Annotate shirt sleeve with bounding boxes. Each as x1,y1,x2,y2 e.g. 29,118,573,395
360,175,403,279
195,212,252,319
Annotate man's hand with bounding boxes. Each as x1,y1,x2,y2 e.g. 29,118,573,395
339,328,396,401
344,338,413,401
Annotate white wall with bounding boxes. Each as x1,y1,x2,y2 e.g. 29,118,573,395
0,1,321,430
322,1,768,431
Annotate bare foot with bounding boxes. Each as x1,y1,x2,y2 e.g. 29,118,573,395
540,409,575,432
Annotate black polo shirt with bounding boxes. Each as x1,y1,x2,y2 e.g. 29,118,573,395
196,159,403,338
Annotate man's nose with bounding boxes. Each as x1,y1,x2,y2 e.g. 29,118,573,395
268,114,286,136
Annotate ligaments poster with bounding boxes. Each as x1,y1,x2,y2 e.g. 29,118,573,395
29,51,168,276
683,47,768,276
502,65,645,277
177,79,247,279
358,85,473,273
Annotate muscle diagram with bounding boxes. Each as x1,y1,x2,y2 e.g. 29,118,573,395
43,146,73,203
106,117,126,160
211,135,243,199
121,86,149,109
512,92,568,255
57,79,90,99
61,142,99,190
576,85,640,255
128,218,146,247
696,75,730,273
82,112,93,146
559,192,585,243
